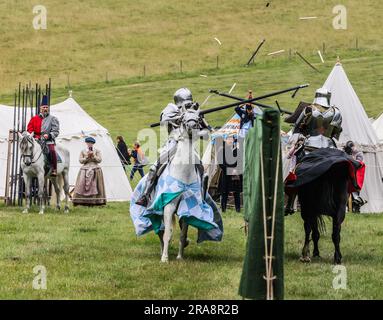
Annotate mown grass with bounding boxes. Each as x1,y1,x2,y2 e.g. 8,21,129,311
0,202,382,299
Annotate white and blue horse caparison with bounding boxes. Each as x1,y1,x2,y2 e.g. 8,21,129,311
130,109,223,262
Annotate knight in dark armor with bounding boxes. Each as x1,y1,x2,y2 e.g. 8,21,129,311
285,87,343,214
135,88,212,207
294,87,342,152
27,95,60,176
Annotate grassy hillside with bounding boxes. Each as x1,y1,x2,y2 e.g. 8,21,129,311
0,203,382,299
0,0,381,92
3,49,382,148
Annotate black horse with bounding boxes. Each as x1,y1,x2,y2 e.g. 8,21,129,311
287,148,361,264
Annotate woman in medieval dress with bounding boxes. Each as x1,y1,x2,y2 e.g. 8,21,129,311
72,137,107,206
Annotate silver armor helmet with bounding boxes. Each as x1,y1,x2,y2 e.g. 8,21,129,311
174,88,193,108
313,87,331,108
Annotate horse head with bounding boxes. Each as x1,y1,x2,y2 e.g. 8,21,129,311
19,131,36,166
181,108,202,139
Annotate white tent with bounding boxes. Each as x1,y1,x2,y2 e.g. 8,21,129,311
0,98,132,201
323,62,383,213
372,113,383,142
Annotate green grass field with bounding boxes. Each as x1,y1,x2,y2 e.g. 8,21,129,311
1,49,382,149
0,203,382,299
0,0,382,91
0,0,382,300
0,0,382,147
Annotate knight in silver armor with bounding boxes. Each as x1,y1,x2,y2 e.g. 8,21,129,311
293,87,342,153
135,88,211,207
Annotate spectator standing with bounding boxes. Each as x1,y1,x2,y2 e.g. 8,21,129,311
130,142,146,180
116,136,131,170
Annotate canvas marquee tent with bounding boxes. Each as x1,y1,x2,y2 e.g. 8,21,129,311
202,113,241,192
204,112,289,194
320,62,383,213
0,97,132,201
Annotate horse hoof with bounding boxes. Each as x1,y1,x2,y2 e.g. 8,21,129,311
161,257,169,263
56,206,61,211
39,211,44,215
176,255,183,260
64,206,69,214
300,256,311,263
22,209,28,214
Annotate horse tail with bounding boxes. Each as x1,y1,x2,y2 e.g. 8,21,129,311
317,215,326,235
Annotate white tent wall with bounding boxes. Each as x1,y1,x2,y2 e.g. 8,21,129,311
359,152,383,213
322,62,383,213
0,105,17,197
0,98,132,201
373,113,383,142
56,133,132,201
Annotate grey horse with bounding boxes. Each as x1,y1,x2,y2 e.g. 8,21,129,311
19,131,70,214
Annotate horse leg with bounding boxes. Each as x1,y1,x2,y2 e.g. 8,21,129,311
158,230,164,256
332,180,347,264
312,219,320,258
45,177,51,207
50,178,61,211
62,170,70,213
161,203,175,263
332,219,342,264
300,219,312,263
177,218,189,260
22,174,31,214
38,173,45,215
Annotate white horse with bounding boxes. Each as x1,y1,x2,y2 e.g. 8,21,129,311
19,132,70,214
159,109,210,262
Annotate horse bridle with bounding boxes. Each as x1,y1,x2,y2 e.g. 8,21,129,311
21,136,43,166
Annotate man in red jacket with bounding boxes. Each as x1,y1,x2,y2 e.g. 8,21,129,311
27,95,60,176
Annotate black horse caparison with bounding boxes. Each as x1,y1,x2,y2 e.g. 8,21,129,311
298,162,349,264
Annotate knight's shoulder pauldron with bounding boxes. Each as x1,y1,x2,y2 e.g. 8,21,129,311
293,104,342,140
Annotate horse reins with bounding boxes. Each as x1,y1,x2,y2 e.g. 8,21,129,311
21,136,44,166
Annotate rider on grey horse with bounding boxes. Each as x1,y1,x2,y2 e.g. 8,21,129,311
27,94,60,176
135,88,212,207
